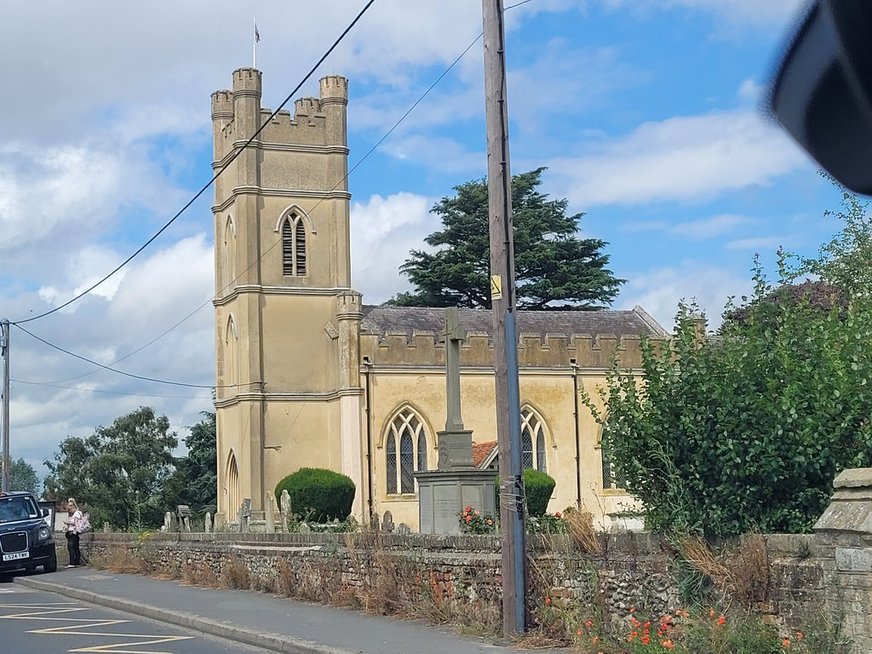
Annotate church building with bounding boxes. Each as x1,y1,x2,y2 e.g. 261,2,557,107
211,68,667,530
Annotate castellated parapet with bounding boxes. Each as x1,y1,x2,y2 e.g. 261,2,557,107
360,329,647,369
211,68,348,162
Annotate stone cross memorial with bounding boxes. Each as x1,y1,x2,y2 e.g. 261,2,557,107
415,308,496,534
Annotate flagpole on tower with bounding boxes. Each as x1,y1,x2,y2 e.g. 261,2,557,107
253,18,260,69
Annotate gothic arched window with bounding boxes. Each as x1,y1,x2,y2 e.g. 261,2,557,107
281,212,307,276
521,406,548,472
223,215,236,291
600,428,627,490
226,451,240,517
385,407,429,495
224,315,238,388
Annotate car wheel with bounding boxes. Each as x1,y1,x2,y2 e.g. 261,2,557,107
42,553,57,574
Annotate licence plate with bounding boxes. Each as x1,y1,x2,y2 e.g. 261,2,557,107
2,552,28,562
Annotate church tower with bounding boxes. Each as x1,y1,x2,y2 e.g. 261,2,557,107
211,69,362,518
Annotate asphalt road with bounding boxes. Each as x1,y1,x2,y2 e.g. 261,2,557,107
0,574,273,654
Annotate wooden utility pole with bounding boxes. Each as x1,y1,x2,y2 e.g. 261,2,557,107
482,0,527,636
1,320,10,492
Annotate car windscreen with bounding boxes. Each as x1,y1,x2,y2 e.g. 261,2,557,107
0,496,40,523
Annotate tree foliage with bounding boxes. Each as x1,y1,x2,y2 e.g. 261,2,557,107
160,412,217,517
392,168,624,310
44,407,177,529
585,244,872,536
1,457,40,495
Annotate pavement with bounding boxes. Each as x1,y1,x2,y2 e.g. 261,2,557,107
14,567,552,654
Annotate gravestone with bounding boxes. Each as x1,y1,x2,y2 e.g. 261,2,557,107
280,490,291,532
265,491,276,533
382,510,394,533
164,511,174,532
416,308,497,534
204,512,213,533
397,523,411,535
238,498,252,534
177,505,193,533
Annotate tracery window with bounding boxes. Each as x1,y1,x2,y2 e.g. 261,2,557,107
600,429,627,490
521,406,548,472
385,407,429,494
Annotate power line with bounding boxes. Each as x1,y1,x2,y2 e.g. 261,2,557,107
10,0,378,326
11,379,211,401
10,0,535,390
14,323,219,389
33,296,213,385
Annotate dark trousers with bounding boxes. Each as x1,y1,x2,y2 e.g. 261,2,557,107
66,532,81,566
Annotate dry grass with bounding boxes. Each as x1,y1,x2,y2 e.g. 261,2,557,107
727,533,770,606
676,533,770,608
221,557,251,590
96,546,152,574
565,506,601,555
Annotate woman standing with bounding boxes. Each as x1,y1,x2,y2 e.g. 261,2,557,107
64,498,84,568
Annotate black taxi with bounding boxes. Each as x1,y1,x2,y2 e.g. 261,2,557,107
0,491,57,573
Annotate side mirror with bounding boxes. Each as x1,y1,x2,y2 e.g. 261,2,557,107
41,508,50,518
769,0,872,194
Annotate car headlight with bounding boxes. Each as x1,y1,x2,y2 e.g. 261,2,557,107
37,526,51,541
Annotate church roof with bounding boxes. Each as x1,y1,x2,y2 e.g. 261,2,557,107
360,305,668,338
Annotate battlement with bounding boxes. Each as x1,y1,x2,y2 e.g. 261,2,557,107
211,90,233,119
232,67,262,95
359,329,647,369
320,75,348,103
212,71,348,150
294,97,321,116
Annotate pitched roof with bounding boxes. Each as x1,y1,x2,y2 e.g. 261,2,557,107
361,305,667,338
472,440,498,468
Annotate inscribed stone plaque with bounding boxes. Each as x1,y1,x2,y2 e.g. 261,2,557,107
836,547,872,572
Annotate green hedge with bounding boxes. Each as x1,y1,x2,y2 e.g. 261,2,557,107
524,469,555,517
274,468,355,523
494,469,556,517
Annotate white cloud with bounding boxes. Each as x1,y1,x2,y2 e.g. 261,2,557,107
619,263,753,329
350,193,437,303
726,236,787,251
548,110,809,207
672,214,754,238
738,78,764,105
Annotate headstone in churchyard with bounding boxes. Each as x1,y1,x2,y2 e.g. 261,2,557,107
265,491,276,533
238,498,252,534
371,512,380,532
177,505,193,532
164,512,173,532
204,512,213,533
215,513,226,531
382,510,394,533
299,522,311,534
397,523,411,535
103,522,110,533
280,490,291,532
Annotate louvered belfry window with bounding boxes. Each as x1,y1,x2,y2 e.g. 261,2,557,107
282,213,307,276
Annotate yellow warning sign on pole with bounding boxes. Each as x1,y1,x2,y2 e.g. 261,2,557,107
490,274,503,301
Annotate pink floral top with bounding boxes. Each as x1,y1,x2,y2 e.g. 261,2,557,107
67,510,84,534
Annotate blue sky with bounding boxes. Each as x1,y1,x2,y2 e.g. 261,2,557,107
0,0,838,480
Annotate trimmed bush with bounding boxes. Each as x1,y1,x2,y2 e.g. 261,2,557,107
274,468,355,523
494,469,556,517
524,469,555,517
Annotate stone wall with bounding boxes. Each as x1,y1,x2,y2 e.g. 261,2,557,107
80,530,858,647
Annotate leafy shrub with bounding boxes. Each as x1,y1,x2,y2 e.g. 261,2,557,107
524,469,555,517
494,469,556,518
274,468,355,523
